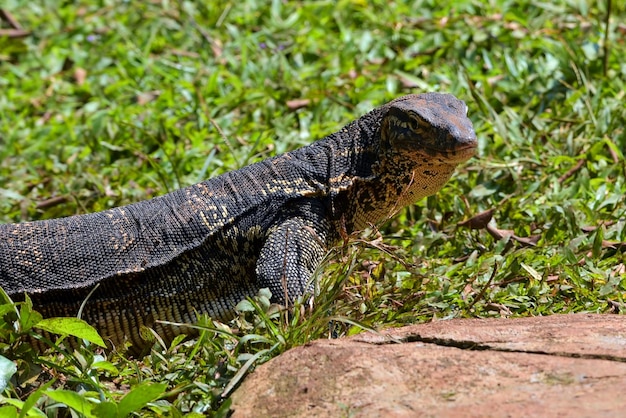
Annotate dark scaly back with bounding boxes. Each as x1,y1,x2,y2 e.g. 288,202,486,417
0,158,317,296
0,93,476,297
0,102,383,297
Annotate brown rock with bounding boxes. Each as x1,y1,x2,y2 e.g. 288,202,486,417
230,314,626,417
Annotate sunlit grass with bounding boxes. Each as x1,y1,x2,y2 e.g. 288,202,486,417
0,0,624,415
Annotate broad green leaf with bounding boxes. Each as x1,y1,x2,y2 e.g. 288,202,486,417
235,300,255,312
0,286,14,305
117,382,167,417
45,390,96,418
90,401,118,418
91,361,119,375
258,287,272,301
19,378,55,418
0,355,17,392
1,398,47,418
0,405,18,418
0,304,16,317
36,318,105,348
18,296,42,333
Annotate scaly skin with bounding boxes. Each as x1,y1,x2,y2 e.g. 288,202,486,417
0,93,477,352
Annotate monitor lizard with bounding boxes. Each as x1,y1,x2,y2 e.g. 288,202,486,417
0,93,477,352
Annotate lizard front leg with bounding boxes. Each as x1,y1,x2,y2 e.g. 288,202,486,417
256,202,331,305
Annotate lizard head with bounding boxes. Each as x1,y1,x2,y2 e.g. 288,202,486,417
381,93,477,164
352,93,478,226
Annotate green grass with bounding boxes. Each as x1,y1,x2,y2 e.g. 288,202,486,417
1,0,625,415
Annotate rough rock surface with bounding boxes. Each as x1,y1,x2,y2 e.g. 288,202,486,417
230,314,626,417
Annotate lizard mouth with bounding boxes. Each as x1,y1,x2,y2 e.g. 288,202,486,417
414,141,478,164
450,145,478,163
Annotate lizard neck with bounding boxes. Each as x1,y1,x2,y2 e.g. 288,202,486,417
343,155,457,232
